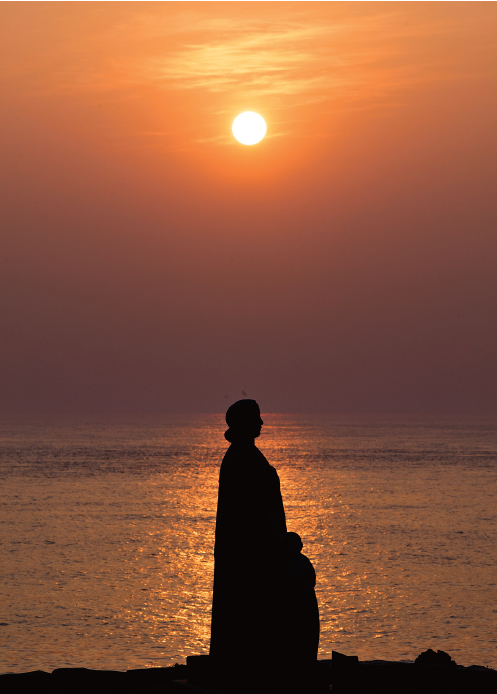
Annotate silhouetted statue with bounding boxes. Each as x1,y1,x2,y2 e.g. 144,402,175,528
282,532,320,675
210,400,319,691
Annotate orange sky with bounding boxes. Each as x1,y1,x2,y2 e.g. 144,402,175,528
1,2,496,417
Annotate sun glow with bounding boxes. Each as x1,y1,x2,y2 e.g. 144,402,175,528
232,112,267,145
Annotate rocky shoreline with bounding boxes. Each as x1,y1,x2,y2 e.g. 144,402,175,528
2,651,496,693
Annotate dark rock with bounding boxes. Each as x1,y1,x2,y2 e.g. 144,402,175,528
186,655,214,686
331,651,360,693
127,664,188,688
415,648,457,667
0,665,190,694
332,651,359,667
52,668,126,694
451,664,497,693
52,667,127,679
333,657,497,694
0,670,51,694
169,681,216,694
125,663,187,694
2,658,496,694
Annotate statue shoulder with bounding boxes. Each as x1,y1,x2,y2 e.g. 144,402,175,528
220,443,268,478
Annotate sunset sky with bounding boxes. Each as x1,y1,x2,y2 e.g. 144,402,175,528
1,2,496,418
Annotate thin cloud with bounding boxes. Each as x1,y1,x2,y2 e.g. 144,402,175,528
127,9,489,109
9,7,492,108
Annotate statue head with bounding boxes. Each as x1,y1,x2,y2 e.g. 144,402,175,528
225,399,263,443
286,532,303,554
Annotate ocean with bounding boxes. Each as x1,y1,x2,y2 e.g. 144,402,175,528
0,416,496,673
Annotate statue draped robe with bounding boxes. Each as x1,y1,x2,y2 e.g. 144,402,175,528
210,441,287,673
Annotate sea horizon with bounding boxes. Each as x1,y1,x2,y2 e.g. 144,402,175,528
1,415,496,673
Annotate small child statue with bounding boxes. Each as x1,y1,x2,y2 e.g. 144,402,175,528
282,532,320,685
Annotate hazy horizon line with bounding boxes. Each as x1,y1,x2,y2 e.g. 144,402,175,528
1,411,495,425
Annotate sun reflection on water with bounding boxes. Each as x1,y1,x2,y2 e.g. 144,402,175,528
0,416,496,672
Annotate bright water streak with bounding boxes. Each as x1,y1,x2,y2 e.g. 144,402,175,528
0,416,496,673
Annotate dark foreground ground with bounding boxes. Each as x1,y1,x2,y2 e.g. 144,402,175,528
2,651,496,694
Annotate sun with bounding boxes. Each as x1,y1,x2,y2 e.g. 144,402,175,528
232,112,267,145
